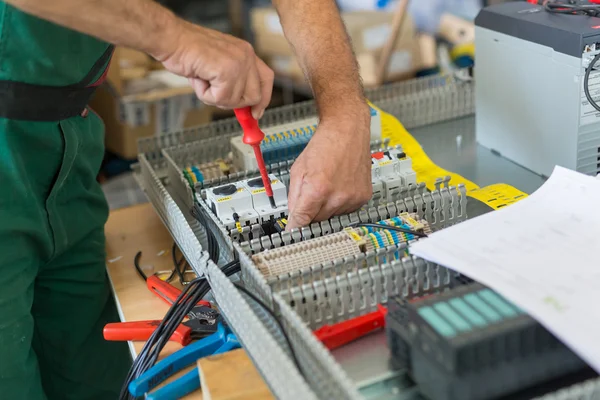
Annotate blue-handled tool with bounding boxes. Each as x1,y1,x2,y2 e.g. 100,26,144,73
128,323,240,400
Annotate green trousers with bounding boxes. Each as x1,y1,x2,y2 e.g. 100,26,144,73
0,112,131,399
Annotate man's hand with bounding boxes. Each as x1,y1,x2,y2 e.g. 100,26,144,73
286,106,372,229
4,0,274,119
157,22,274,119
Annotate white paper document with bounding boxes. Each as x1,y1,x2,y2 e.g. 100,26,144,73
410,166,600,372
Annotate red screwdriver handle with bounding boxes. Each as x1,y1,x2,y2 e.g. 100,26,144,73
314,305,388,350
234,107,264,146
147,275,212,308
103,321,193,346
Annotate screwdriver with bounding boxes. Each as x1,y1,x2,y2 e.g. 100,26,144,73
234,107,276,208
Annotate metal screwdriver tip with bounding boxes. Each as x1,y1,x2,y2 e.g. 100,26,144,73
268,196,276,209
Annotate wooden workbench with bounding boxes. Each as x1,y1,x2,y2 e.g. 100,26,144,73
105,203,202,399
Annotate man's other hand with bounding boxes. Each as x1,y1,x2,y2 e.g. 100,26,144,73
286,106,373,229
156,22,274,119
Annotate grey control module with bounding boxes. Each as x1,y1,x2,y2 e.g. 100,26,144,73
475,1,600,177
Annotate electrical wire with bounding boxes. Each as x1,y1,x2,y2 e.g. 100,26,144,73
164,243,180,282
584,52,600,113
191,202,220,262
350,223,429,238
171,243,188,284
133,251,147,281
120,277,208,400
233,283,305,379
543,0,600,113
545,2,600,17
119,261,242,399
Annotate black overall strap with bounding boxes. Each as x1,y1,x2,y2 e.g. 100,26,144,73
0,45,115,122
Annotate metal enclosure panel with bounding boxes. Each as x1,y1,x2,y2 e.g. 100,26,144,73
475,27,582,177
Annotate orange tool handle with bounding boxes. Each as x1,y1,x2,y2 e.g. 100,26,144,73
147,275,211,308
314,305,388,350
103,321,193,346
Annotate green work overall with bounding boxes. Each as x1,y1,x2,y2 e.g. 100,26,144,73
0,3,131,399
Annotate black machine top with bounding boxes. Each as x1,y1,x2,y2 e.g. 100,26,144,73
476,1,600,57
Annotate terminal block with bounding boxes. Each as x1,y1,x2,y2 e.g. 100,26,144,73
253,228,366,277
252,213,429,278
387,284,587,400
231,106,383,171
356,213,431,253
370,146,418,205
237,180,466,256
183,159,233,188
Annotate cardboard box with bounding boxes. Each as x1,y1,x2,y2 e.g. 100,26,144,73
269,37,420,88
358,44,420,87
251,8,416,57
438,13,475,45
251,8,292,57
343,10,416,54
90,47,212,160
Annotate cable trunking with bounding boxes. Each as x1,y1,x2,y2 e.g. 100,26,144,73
139,71,598,400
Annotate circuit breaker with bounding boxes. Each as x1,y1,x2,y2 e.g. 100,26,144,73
475,1,600,177
370,148,418,205
205,174,288,229
239,175,288,223
205,181,260,230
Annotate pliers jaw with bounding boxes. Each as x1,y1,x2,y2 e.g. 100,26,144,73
184,306,222,339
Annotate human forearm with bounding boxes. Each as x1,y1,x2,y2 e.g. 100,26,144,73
273,0,369,121
5,0,275,117
4,0,181,60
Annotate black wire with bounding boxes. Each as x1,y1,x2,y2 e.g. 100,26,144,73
191,203,220,262
350,223,429,238
221,260,241,275
584,52,600,113
120,279,202,398
143,282,210,370
120,261,242,399
545,2,600,17
165,244,178,283
133,251,147,281
120,277,207,399
135,245,182,284
171,243,187,284
233,283,305,379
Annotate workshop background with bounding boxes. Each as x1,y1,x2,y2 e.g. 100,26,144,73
98,0,512,210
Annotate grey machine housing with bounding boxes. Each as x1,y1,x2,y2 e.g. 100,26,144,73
475,1,600,177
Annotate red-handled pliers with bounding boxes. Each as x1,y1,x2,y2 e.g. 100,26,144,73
103,306,220,346
147,275,211,309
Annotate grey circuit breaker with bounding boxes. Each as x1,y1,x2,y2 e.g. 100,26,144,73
387,283,587,400
475,2,600,177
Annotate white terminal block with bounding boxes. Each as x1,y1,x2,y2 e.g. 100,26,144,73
231,107,383,172
205,182,259,230
230,117,318,171
239,174,289,223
